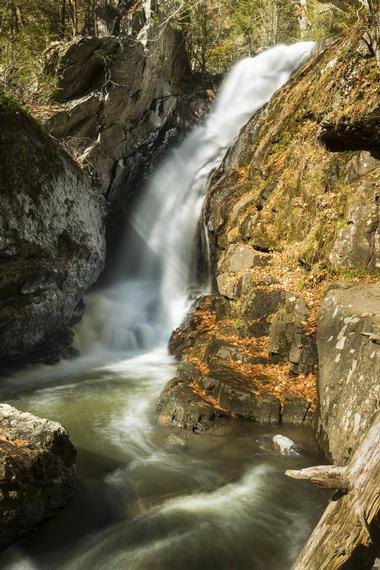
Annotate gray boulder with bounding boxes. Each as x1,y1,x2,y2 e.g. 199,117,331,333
317,283,380,463
0,96,105,367
218,243,270,272
329,171,380,270
0,404,79,549
269,294,317,375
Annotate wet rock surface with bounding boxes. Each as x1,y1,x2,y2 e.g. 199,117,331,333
0,404,79,550
46,27,211,252
0,96,105,368
159,295,316,432
317,283,380,464
161,28,380,453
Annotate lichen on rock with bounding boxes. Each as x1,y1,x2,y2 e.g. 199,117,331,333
0,404,79,550
0,94,105,368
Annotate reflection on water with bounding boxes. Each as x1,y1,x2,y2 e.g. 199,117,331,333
0,351,328,570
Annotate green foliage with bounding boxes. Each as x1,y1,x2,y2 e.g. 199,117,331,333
0,0,61,103
0,35,58,104
230,0,299,55
0,0,363,102
0,0,122,103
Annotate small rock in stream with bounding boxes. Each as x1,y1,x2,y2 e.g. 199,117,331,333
272,435,299,456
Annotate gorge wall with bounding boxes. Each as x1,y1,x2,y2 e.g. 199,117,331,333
0,20,209,368
159,27,380,465
0,95,105,369
45,25,211,256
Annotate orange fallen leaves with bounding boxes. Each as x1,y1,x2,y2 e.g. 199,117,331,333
0,430,30,449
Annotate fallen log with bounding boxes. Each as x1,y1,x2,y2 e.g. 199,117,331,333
286,412,380,570
286,465,351,491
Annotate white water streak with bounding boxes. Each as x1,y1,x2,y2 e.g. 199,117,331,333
75,42,315,355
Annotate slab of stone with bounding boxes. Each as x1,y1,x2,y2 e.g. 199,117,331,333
317,283,380,463
0,404,79,550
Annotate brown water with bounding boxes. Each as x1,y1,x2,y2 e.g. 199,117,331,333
0,349,329,570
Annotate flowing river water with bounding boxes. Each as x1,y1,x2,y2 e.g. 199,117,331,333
0,42,330,569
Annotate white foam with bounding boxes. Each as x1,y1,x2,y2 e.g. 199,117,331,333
75,41,315,355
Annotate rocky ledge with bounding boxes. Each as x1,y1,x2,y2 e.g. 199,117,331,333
0,404,79,550
158,289,317,432
45,27,212,254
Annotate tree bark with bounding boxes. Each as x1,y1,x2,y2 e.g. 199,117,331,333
287,412,380,569
10,0,22,34
368,0,380,66
83,0,97,36
299,0,308,39
60,0,67,38
286,465,351,491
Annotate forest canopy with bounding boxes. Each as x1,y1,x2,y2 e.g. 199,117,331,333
0,0,367,103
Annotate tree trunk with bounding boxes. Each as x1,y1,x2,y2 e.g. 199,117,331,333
84,0,96,36
287,412,380,569
60,0,67,38
136,0,152,47
368,0,380,66
299,0,308,39
72,0,79,36
10,1,22,34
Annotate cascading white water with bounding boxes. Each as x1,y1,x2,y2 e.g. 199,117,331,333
75,41,315,356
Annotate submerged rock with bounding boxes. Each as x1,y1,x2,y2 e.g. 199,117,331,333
0,404,79,550
0,96,105,368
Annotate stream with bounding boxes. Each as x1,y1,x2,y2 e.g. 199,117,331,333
0,41,329,569
0,351,328,570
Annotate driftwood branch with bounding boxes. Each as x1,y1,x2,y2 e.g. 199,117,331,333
287,412,380,569
286,465,350,491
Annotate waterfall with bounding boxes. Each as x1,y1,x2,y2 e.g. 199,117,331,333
75,41,315,356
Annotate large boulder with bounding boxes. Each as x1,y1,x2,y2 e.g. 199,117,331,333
0,404,79,549
317,284,380,463
46,27,210,251
0,95,105,367
159,295,315,432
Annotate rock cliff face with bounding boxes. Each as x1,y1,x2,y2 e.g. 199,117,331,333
159,27,380,452
0,96,105,368
0,404,79,549
317,283,380,464
46,27,210,251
